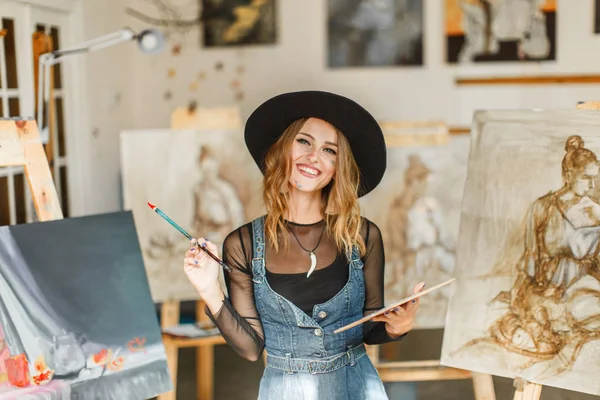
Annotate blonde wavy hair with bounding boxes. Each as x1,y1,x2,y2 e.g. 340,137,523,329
262,118,366,258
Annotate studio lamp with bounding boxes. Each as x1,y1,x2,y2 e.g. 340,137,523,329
37,27,165,143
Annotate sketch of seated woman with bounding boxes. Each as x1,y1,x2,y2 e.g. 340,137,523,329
385,155,455,310
191,145,245,245
0,227,105,381
459,135,600,378
147,145,245,264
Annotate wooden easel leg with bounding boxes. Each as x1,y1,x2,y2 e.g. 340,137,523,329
366,344,380,364
380,342,396,361
471,372,496,400
513,379,542,400
159,300,181,400
161,339,178,400
197,345,214,400
196,300,214,400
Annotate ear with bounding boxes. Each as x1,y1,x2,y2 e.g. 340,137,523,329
564,171,573,183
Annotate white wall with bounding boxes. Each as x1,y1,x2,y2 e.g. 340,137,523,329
126,0,600,130
76,0,135,215
81,0,600,214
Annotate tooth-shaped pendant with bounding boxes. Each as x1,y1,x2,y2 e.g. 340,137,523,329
307,251,317,278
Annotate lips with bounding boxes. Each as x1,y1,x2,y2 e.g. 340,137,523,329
296,164,321,178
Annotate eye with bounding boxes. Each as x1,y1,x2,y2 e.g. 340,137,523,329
296,138,310,146
324,148,337,155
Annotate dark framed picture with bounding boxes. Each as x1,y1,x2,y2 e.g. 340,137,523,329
201,0,277,47
327,0,424,67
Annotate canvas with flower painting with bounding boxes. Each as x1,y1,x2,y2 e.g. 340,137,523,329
0,211,172,399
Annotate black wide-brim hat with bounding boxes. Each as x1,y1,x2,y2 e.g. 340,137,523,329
244,90,386,197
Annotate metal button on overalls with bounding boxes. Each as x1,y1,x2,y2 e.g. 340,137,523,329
314,328,323,336
318,311,327,319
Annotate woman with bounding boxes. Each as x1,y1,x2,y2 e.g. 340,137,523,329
183,91,424,399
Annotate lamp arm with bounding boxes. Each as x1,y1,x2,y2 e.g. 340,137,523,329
35,27,163,144
43,28,136,65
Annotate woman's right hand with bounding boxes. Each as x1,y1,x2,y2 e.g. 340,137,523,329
183,238,221,297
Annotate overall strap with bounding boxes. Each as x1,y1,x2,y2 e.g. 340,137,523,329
349,245,363,269
251,215,266,279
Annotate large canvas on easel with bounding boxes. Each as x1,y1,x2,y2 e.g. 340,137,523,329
0,211,171,399
359,127,470,329
120,129,264,302
441,109,600,396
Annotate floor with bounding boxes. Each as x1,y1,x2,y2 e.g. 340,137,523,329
163,327,599,400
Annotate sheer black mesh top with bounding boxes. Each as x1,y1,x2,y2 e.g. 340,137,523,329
206,216,405,361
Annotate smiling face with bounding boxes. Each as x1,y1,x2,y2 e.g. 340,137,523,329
288,118,338,194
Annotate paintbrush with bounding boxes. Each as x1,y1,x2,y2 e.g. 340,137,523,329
147,202,233,273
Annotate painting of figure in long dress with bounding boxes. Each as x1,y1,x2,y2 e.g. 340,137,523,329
328,0,423,67
441,110,600,396
445,0,556,63
0,211,171,399
360,134,470,328
120,129,264,302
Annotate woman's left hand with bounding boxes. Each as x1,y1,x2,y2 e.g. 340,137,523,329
371,281,426,337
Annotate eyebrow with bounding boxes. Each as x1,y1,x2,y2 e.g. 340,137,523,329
298,132,338,147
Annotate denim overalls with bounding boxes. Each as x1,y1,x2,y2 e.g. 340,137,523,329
251,216,389,400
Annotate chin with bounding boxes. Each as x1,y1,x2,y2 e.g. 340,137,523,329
290,176,326,193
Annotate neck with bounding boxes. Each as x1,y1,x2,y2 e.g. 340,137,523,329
557,184,577,197
287,188,324,224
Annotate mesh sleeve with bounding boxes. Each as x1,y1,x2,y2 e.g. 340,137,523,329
361,219,407,344
205,228,265,361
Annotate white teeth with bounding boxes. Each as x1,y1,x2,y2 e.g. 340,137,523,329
299,166,319,175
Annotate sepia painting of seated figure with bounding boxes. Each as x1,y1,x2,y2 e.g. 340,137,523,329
120,128,265,303
460,135,600,378
360,133,469,329
191,145,246,246
442,110,600,397
385,155,456,324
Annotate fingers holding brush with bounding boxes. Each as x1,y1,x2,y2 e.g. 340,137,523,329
195,237,220,256
183,238,221,295
188,238,221,264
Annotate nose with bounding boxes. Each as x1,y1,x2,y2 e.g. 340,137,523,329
307,150,318,163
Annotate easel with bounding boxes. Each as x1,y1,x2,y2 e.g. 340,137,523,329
366,120,496,400
159,300,226,400
0,119,62,221
156,105,244,400
509,100,600,400
1,118,183,398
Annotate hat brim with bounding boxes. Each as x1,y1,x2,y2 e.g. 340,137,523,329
244,91,386,197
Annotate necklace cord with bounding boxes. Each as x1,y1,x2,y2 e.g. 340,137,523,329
288,223,326,253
